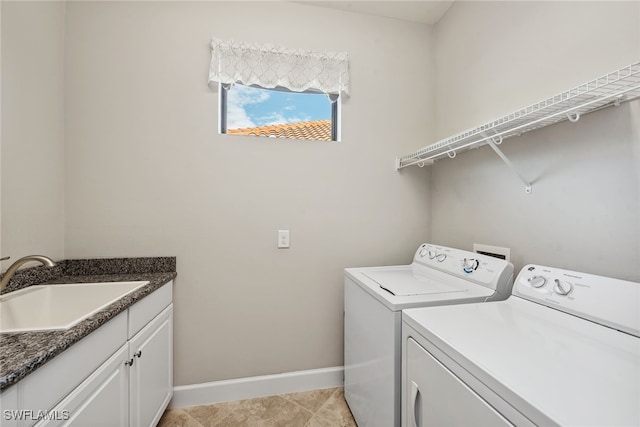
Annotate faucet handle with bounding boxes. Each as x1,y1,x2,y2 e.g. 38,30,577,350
0,256,9,261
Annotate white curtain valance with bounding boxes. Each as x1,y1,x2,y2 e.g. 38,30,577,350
208,38,350,96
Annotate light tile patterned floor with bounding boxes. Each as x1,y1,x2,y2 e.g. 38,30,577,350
158,387,357,427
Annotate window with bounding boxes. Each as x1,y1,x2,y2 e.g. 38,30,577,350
220,84,339,141
208,38,349,142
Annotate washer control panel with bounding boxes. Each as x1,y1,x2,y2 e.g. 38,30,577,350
514,265,640,337
413,243,513,294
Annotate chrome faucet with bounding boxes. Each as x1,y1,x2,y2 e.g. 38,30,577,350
0,255,57,292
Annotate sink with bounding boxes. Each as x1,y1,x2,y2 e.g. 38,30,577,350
0,281,149,333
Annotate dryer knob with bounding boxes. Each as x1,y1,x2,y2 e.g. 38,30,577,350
554,279,573,296
462,258,479,273
419,248,427,257
528,276,547,288
428,249,437,259
436,253,447,262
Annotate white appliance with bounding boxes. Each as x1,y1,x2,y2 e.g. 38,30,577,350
402,264,640,427
344,243,514,427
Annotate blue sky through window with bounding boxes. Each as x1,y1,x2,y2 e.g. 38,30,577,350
226,84,331,129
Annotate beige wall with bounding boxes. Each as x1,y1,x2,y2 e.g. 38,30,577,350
434,1,640,138
1,1,3,260
7,0,636,391
63,2,433,385
1,1,66,266
430,1,640,281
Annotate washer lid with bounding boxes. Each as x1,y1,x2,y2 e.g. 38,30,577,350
363,269,469,296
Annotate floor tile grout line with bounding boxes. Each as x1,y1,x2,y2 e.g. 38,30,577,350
275,394,316,419
181,407,206,427
278,387,339,416
279,397,320,417
305,387,351,426
314,387,341,414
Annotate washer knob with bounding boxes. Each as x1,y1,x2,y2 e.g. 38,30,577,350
528,276,547,288
419,248,427,257
462,258,479,273
428,249,437,260
436,253,447,262
554,279,573,296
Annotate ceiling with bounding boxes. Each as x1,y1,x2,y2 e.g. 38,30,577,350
294,1,455,25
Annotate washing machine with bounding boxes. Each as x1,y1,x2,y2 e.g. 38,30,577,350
344,243,514,427
402,264,640,426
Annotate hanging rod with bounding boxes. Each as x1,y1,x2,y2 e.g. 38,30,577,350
396,61,640,172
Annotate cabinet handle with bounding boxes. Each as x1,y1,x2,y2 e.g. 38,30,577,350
125,358,135,367
134,350,142,358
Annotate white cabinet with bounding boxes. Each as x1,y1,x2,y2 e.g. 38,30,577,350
128,305,172,427
1,381,19,427
2,281,173,427
37,345,130,427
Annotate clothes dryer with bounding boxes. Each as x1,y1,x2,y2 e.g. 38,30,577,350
402,265,640,426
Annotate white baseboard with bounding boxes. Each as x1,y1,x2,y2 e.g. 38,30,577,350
169,366,344,409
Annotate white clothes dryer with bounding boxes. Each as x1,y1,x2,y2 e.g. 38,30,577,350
402,265,640,427
344,243,514,427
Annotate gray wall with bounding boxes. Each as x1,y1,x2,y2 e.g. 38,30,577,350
62,1,434,386
431,1,640,281
1,1,66,265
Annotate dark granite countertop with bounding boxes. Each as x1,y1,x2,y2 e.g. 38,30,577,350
0,257,176,391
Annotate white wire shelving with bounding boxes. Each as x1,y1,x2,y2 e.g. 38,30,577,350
396,61,640,193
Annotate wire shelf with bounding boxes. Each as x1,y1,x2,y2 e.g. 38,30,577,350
396,61,640,170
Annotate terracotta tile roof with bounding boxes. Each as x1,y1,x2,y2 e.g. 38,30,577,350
227,120,332,141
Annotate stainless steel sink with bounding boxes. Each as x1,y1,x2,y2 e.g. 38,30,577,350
0,281,149,333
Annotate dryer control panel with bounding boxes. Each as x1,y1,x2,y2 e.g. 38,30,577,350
514,265,640,337
412,244,514,296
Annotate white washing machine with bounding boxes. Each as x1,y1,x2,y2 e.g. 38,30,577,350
402,264,640,427
344,243,514,427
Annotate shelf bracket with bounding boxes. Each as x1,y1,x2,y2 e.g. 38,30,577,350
483,133,532,194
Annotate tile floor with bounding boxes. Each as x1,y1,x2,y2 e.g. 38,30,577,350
158,387,357,427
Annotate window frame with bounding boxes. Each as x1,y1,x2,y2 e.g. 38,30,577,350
219,83,340,142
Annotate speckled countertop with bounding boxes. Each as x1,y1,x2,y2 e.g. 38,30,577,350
0,257,177,391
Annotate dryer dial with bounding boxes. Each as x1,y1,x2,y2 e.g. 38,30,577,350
528,276,547,288
554,279,573,296
428,249,437,260
462,258,479,273
436,254,447,262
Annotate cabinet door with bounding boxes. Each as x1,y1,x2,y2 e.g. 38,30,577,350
1,384,19,427
404,338,512,427
36,345,129,427
129,304,173,427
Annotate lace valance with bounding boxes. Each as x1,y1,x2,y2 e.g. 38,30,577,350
208,38,350,96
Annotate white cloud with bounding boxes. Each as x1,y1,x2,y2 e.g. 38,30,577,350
226,85,270,129
226,85,319,129
256,113,312,126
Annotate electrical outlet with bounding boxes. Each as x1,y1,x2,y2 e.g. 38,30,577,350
278,230,290,249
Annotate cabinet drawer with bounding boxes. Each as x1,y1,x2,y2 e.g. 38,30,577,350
128,282,172,339
19,311,127,423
